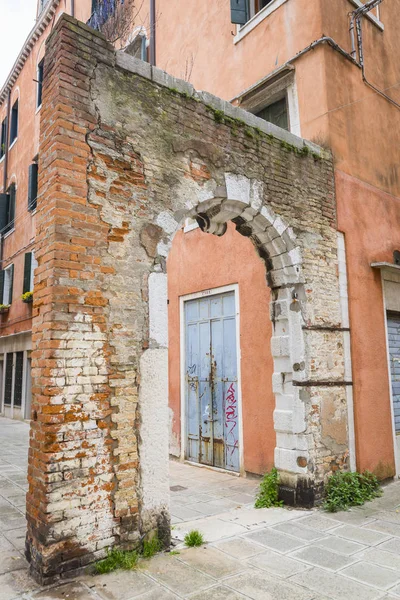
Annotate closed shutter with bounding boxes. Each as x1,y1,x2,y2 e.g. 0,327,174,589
0,270,4,305
8,184,15,231
8,264,14,304
28,164,38,211
0,193,9,234
13,352,24,407
230,0,249,24
23,253,32,294
4,354,13,406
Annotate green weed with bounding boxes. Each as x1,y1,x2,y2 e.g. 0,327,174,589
95,548,138,574
324,470,382,512
142,536,162,559
184,530,205,547
255,468,283,509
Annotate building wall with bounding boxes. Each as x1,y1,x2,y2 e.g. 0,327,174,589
151,0,400,478
0,0,92,418
167,223,275,476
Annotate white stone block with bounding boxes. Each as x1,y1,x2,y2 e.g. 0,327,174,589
271,335,290,357
156,211,178,235
149,272,168,348
250,180,264,211
224,173,250,205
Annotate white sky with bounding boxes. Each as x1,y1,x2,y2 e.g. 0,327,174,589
0,0,37,86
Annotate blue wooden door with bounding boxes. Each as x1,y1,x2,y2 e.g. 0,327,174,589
185,291,239,472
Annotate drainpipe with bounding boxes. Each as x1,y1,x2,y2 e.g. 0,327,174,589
150,0,156,66
70,0,75,17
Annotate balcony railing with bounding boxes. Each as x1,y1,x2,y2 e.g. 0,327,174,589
87,0,125,31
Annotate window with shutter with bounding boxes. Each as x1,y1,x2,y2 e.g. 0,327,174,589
37,60,44,108
0,193,9,234
28,163,38,211
4,353,13,406
231,0,249,24
0,118,7,159
10,101,18,145
13,352,24,408
4,184,15,233
3,264,14,305
23,252,36,294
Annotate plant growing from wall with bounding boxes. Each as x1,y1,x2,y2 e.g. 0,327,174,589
142,536,162,559
324,470,382,512
22,291,33,304
184,530,205,547
95,548,138,574
255,468,283,509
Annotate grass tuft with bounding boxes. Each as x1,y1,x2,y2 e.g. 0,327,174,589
255,467,283,509
324,470,382,512
184,530,205,547
142,536,162,559
95,548,138,574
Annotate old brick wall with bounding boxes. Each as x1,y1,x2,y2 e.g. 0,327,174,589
27,14,347,582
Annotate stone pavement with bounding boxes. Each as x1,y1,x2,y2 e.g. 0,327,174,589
2,417,400,599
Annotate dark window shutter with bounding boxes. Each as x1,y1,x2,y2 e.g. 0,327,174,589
7,184,15,231
23,253,32,294
10,101,18,144
8,264,14,304
28,164,38,211
37,60,44,108
0,270,4,305
0,194,9,234
13,352,24,407
231,0,249,24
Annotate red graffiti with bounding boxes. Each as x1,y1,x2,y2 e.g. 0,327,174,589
225,383,238,456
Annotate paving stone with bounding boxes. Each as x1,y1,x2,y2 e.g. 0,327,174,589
187,585,248,599
170,506,203,521
83,571,156,600
273,521,324,541
360,547,400,571
220,507,303,529
184,503,228,517
33,582,97,600
342,561,400,589
366,520,400,538
0,516,26,532
0,536,14,552
296,513,340,532
177,546,244,578
3,526,27,551
224,568,315,600
127,586,179,600
327,511,378,527
213,537,265,559
0,549,28,574
172,517,246,544
334,524,390,546
380,538,400,555
289,544,357,571
245,528,305,553
144,554,215,596
290,566,383,600
0,569,39,600
248,548,310,578
374,511,400,525
314,535,367,555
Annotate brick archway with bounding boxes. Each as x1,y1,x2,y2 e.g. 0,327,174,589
26,15,352,583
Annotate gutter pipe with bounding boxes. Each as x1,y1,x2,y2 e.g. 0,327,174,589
150,0,156,66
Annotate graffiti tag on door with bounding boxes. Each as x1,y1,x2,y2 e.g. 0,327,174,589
225,383,238,456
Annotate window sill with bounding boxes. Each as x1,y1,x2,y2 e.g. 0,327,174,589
8,138,17,151
234,0,288,44
349,0,384,30
3,228,15,240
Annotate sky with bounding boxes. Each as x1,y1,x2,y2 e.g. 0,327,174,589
0,0,37,85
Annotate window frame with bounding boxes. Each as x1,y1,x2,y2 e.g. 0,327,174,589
9,100,19,147
0,117,7,161
36,59,44,109
234,0,288,44
3,263,14,306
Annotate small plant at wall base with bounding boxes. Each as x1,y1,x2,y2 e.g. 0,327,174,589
95,548,138,574
21,291,33,304
142,536,162,559
324,470,382,512
0,304,10,314
184,530,205,547
255,467,284,509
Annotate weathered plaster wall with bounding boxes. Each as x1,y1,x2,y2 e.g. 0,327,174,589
27,15,344,582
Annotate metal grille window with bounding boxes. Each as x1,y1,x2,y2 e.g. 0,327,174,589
13,352,24,407
4,353,13,406
255,97,289,131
